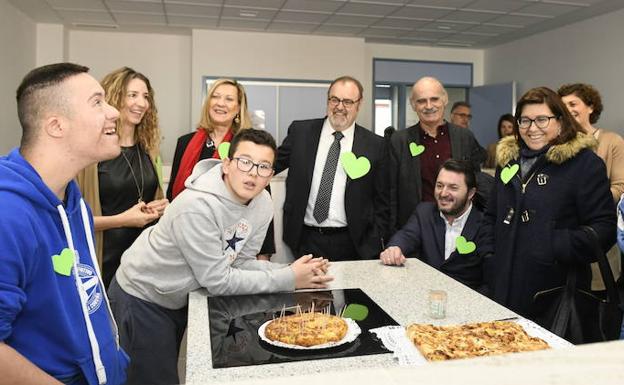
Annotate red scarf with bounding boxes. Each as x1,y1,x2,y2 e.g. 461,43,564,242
170,128,233,199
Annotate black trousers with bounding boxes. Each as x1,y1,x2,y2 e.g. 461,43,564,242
298,225,359,261
108,278,187,385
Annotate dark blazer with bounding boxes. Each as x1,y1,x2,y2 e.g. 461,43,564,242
275,118,390,260
167,131,275,254
388,122,485,232
388,202,487,290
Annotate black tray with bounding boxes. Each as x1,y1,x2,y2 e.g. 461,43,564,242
207,288,398,368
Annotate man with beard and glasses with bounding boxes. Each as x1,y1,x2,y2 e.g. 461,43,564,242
388,77,486,234
275,76,389,261
379,159,489,291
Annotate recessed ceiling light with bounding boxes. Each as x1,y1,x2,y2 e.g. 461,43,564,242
239,10,258,17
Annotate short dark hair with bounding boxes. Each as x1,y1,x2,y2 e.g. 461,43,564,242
16,63,89,149
514,87,582,146
438,159,477,190
228,128,277,162
451,101,471,113
497,113,515,139
557,83,603,124
328,75,364,100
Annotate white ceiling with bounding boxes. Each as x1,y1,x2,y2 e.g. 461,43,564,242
8,0,624,48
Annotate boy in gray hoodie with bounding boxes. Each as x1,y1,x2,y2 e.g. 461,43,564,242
108,129,331,385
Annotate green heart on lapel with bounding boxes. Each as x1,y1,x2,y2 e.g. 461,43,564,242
409,142,425,157
342,303,369,321
456,236,476,255
500,164,519,185
218,142,231,160
52,248,75,276
340,152,371,179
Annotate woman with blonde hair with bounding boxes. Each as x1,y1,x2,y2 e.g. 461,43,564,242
77,66,168,287
167,79,275,258
167,78,252,200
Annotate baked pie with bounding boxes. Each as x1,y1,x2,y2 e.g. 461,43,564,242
264,312,348,347
406,321,550,361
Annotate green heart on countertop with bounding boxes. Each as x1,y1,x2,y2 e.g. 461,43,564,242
500,164,519,184
52,248,75,276
456,236,476,255
342,303,369,321
340,152,371,179
409,142,425,157
218,142,231,160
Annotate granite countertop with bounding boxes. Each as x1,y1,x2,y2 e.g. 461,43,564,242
185,258,518,383
189,339,624,385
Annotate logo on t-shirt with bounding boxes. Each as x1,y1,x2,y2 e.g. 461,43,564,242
224,219,251,263
77,263,103,314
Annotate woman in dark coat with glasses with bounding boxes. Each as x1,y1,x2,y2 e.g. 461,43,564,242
482,87,615,330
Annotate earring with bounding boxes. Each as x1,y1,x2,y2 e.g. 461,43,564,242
234,114,240,124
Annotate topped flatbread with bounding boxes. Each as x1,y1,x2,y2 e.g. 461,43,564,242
264,312,348,347
406,321,550,361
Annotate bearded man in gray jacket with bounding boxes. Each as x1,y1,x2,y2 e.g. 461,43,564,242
108,129,331,385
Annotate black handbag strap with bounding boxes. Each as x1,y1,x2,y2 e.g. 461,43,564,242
550,266,577,337
581,226,621,305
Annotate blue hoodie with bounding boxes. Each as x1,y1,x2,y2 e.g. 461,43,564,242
0,149,128,385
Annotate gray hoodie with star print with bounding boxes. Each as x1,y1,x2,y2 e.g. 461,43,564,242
115,159,294,310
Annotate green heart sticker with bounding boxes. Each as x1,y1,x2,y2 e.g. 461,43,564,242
52,248,75,276
218,142,231,160
340,152,371,179
456,236,476,254
500,164,519,184
342,303,369,321
409,142,425,157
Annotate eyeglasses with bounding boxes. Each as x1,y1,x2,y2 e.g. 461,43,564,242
328,96,361,108
452,112,472,120
232,157,274,177
517,115,559,129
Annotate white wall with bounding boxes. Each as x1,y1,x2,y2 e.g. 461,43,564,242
191,30,367,128
485,7,624,133
68,30,192,163
36,23,64,66
0,0,36,154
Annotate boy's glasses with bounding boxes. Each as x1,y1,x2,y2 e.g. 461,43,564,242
233,157,274,177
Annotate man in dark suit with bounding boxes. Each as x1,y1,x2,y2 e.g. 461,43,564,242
275,76,389,261
380,159,488,291
388,77,486,232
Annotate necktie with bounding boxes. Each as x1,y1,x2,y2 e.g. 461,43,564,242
313,131,344,224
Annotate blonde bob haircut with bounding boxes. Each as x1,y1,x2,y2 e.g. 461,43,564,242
198,78,252,135
101,67,160,155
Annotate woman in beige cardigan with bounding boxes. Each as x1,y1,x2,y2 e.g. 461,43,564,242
77,67,167,287
559,83,624,290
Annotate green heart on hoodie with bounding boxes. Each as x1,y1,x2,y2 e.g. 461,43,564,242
52,248,75,276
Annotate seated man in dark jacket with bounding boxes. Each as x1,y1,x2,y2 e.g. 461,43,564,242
380,159,489,291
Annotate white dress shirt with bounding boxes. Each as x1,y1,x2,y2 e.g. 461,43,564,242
304,119,355,227
440,203,473,260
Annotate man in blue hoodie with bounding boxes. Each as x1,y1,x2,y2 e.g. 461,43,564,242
0,63,128,385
